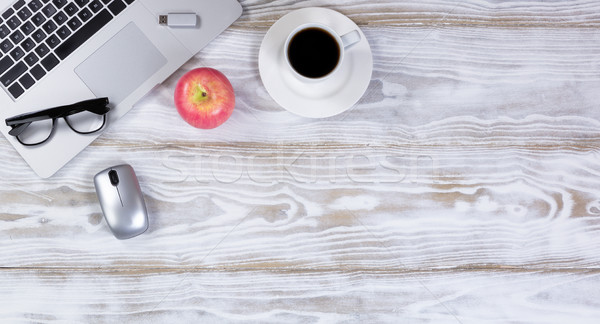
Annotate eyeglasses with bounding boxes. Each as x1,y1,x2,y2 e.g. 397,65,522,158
5,98,111,146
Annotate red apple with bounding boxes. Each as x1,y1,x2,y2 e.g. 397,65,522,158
174,67,235,129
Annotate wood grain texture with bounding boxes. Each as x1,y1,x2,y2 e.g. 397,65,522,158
236,0,600,28
1,0,600,322
1,270,600,323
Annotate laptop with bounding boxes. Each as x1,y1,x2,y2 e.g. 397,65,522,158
0,0,242,178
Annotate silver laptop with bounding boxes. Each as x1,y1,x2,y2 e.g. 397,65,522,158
0,0,242,178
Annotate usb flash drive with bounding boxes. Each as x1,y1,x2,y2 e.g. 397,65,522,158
158,13,198,28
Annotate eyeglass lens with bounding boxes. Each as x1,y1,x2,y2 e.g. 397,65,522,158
16,119,55,146
64,110,107,134
16,112,107,146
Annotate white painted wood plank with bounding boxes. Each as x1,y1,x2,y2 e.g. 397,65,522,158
236,0,600,27
0,270,599,323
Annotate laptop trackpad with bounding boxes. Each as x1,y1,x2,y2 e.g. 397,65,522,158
75,23,167,105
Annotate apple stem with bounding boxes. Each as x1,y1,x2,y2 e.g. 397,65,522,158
191,84,210,104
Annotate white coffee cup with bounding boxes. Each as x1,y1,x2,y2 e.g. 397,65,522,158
284,23,361,82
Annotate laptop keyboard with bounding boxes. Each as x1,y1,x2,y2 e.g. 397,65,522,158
0,0,135,100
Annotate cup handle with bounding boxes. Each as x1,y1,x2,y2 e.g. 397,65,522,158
340,30,361,49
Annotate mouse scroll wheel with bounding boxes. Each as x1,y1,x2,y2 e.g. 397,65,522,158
109,170,120,186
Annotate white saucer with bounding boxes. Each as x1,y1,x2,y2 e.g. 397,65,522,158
259,7,373,118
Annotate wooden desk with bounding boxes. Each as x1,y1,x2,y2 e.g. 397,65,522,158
1,0,599,321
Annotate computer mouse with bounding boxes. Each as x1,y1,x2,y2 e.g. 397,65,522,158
94,164,149,240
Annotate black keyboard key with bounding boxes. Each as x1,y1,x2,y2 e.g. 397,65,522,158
21,37,36,51
8,82,24,98
24,52,39,66
34,43,49,57
31,12,45,26
6,16,21,29
124,0,134,4
64,3,77,16
0,56,14,75
0,24,9,38
2,8,14,20
32,29,46,43
42,20,56,34
20,21,34,35
30,64,45,80
56,25,70,39
67,16,82,30
45,34,59,48
1,61,26,86
19,73,34,89
40,53,58,71
53,0,68,9
0,39,13,53
17,7,31,21
89,0,102,13
78,8,92,22
53,11,67,25
10,46,24,60
101,0,110,4
28,0,44,12
56,9,111,60
75,0,90,8
108,0,126,16
9,30,23,44
14,0,26,10
41,4,57,18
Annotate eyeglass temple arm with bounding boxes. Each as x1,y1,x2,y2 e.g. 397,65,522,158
66,97,110,115
8,122,31,136
5,97,110,126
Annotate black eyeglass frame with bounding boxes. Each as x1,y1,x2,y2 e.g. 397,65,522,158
5,97,111,146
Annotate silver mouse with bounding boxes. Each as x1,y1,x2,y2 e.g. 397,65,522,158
94,164,149,239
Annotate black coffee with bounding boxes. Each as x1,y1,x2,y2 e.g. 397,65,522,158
288,28,340,79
